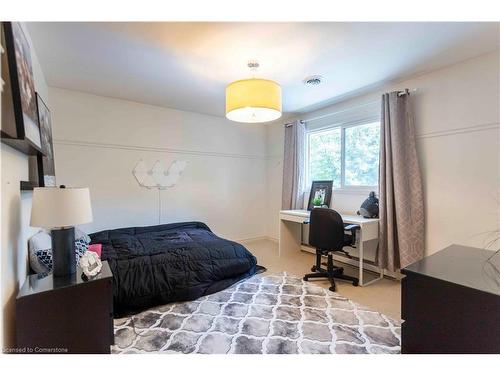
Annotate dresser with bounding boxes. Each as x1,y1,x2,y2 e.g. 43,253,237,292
401,245,500,353
16,261,114,354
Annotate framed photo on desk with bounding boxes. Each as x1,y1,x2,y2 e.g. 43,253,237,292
307,180,333,211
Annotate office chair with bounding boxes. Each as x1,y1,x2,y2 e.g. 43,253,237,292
303,208,360,292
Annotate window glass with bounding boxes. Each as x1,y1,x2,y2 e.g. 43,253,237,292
307,128,341,188
344,122,380,187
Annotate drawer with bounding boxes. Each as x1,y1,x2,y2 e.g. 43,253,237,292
280,214,308,224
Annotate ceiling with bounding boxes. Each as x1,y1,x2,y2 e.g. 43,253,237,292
27,22,499,118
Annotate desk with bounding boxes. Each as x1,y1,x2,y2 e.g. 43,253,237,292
279,209,382,286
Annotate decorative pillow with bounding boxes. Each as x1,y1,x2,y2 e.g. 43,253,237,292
29,229,90,274
75,237,89,259
29,230,52,273
75,227,91,243
88,244,102,258
34,248,53,272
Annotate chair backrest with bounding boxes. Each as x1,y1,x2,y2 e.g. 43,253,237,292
308,208,345,251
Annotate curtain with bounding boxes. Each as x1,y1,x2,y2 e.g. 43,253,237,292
378,91,425,271
282,120,306,210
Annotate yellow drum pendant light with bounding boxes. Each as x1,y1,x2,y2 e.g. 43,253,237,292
226,62,282,123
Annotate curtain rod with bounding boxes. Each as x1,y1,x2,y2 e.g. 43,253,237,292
284,120,305,127
397,88,417,96
284,88,417,126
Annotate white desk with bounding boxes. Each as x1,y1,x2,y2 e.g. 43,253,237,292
279,209,383,286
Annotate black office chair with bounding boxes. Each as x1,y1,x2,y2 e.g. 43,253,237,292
303,208,360,291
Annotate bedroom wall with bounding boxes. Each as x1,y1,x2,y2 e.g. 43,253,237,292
1,23,49,349
266,50,500,257
49,87,268,242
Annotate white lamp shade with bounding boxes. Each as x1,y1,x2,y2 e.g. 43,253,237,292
30,187,93,228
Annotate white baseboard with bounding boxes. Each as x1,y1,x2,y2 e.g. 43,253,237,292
265,236,279,243
236,236,270,243
300,244,400,279
234,236,401,280
237,235,279,244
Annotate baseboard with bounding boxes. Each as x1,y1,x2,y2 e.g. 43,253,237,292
265,236,279,243
237,235,279,244
235,235,401,279
300,244,401,279
236,236,270,243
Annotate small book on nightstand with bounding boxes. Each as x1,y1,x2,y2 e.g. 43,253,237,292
16,261,114,354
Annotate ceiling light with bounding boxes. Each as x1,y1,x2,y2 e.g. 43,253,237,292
226,61,282,123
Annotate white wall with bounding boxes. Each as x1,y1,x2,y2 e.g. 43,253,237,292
1,23,49,349
266,51,500,256
265,120,285,241
49,88,268,242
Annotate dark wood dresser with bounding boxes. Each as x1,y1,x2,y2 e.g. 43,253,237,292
16,261,114,354
401,245,500,353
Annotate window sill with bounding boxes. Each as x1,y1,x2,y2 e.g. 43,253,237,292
332,188,378,195
304,187,377,198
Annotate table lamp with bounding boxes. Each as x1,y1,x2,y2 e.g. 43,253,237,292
30,186,93,277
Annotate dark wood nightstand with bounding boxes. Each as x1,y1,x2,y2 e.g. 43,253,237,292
16,261,114,354
401,245,500,354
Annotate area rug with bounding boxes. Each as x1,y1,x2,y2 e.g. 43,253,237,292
112,272,401,354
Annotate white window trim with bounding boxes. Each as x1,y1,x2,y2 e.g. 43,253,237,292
305,119,380,194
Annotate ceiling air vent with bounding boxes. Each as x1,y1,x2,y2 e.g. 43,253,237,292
303,75,323,86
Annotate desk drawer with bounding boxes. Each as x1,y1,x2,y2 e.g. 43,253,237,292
280,213,308,224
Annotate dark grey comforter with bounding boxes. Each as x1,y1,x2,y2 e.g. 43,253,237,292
90,222,261,317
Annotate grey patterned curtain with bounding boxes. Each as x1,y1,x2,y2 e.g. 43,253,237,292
378,91,425,271
282,120,306,210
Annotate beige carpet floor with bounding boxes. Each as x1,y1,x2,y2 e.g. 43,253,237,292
244,239,401,320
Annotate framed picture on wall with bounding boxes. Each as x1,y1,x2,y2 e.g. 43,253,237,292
307,180,333,211
1,24,17,139
36,93,56,186
1,22,42,154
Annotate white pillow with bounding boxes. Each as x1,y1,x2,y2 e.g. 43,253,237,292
28,228,91,274
29,230,52,274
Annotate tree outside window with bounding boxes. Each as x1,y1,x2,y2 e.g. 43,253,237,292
307,121,380,190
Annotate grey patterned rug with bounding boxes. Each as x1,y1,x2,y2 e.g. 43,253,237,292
112,273,401,354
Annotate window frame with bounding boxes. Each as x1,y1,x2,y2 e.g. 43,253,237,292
305,119,380,194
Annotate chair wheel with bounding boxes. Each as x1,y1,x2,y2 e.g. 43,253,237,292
311,266,316,272
303,276,309,281
329,286,336,292
353,281,359,287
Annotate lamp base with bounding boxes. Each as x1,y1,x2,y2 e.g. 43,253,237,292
51,227,76,277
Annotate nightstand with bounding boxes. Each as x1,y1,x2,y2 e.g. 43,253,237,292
401,245,500,353
16,261,114,354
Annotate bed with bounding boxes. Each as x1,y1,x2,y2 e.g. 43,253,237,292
90,222,262,317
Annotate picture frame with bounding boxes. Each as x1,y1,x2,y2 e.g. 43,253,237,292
307,180,333,211
1,22,42,155
1,25,17,139
35,93,56,186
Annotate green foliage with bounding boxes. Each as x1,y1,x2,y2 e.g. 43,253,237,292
307,122,380,188
308,128,341,188
344,122,380,186
312,197,323,206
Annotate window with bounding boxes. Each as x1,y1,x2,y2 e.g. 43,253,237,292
306,121,380,190
307,127,342,188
